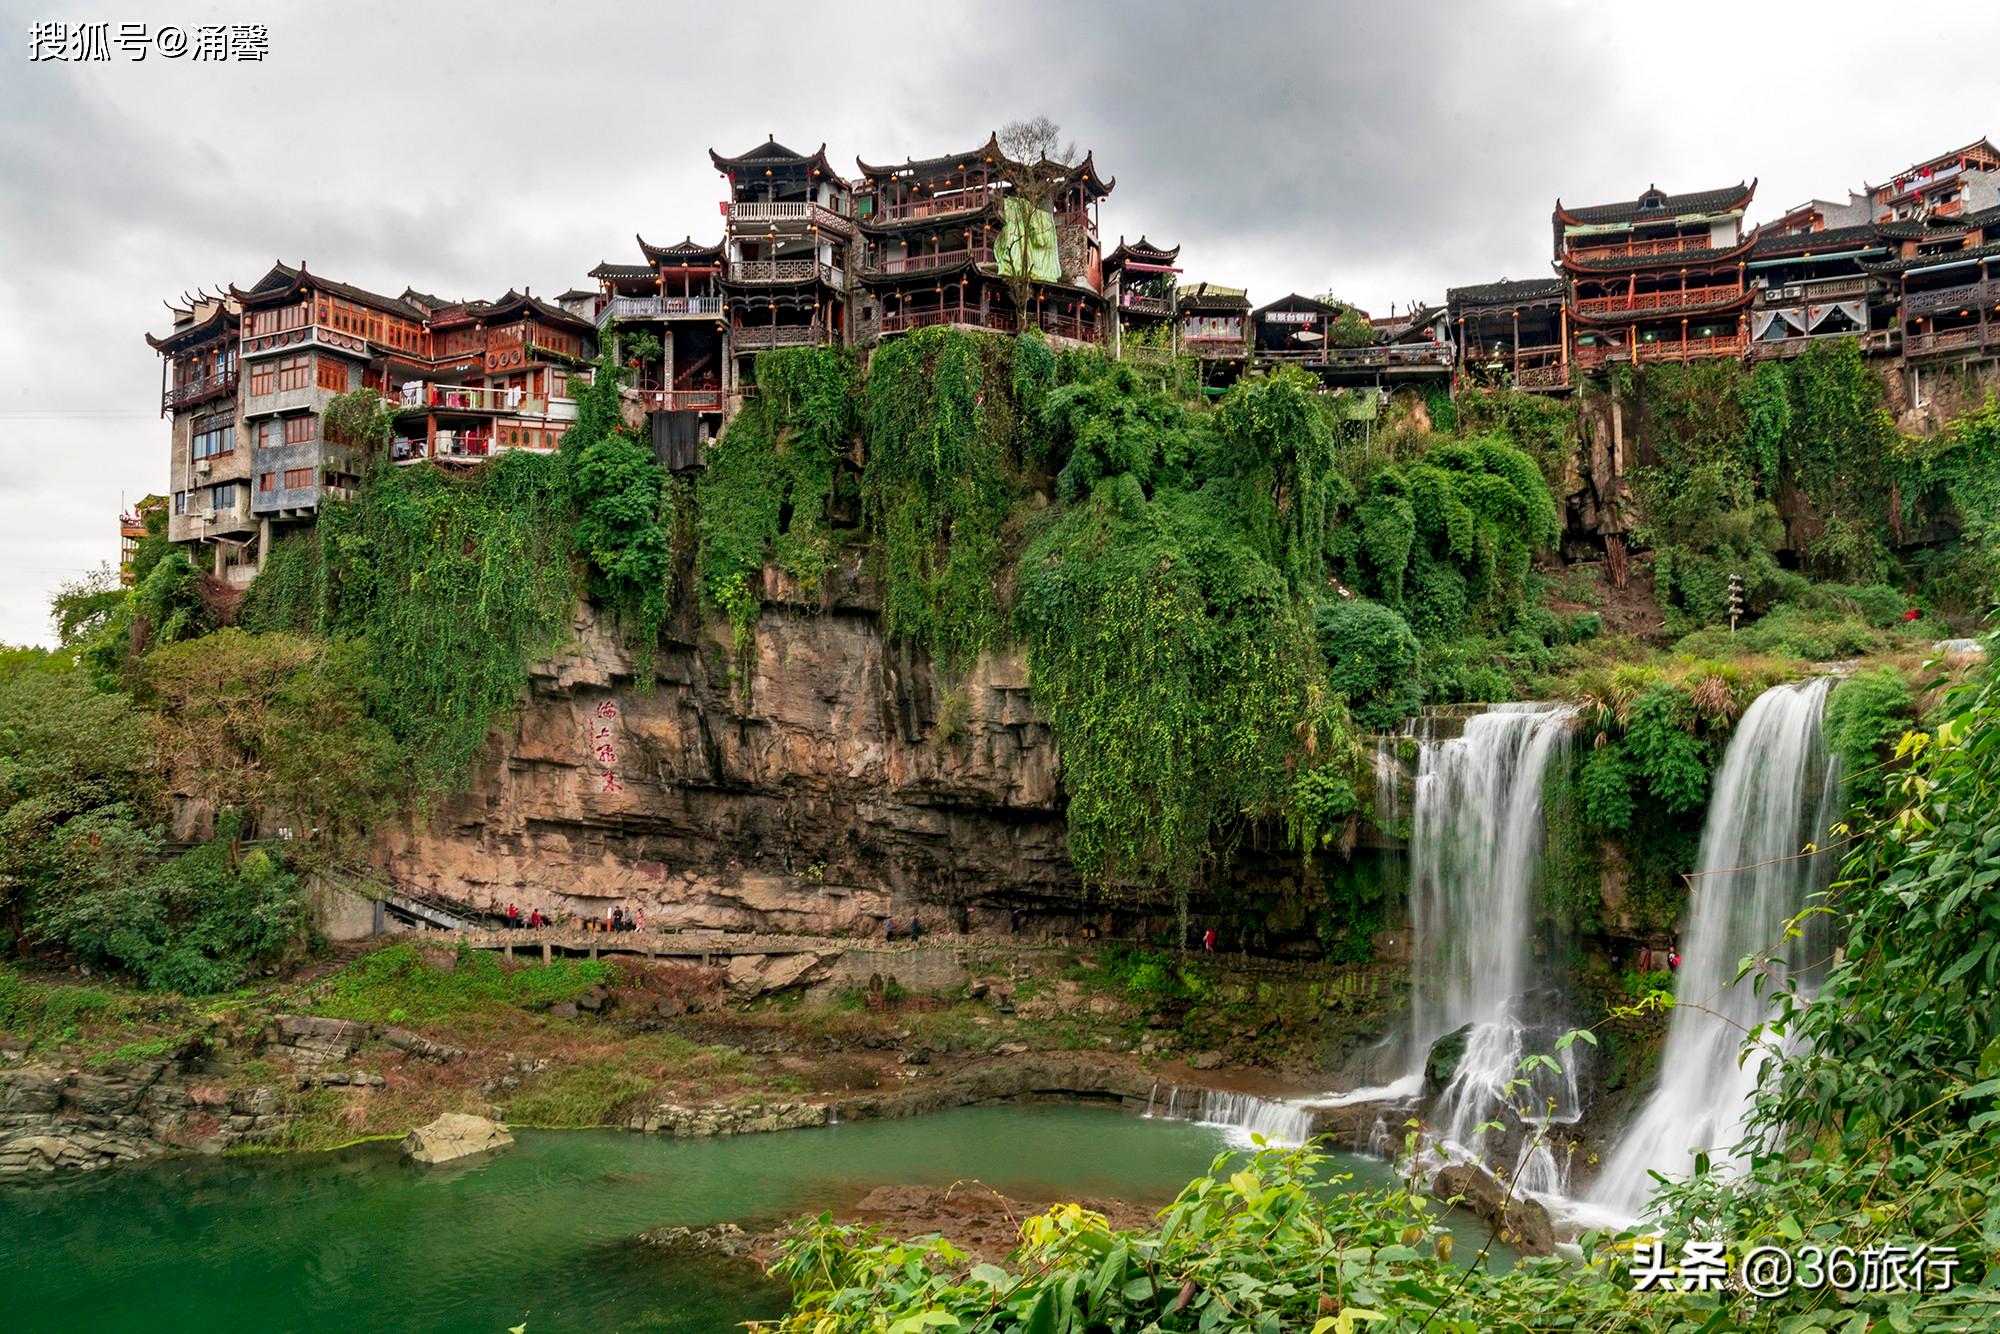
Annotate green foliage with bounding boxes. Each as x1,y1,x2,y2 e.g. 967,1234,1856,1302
563,352,676,665
1628,348,1903,631
322,387,394,452
863,328,1023,670
315,452,577,799
141,630,406,849
1327,305,1377,348
1453,388,1577,494
1900,392,2000,612
40,831,305,994
236,530,323,635
696,347,858,654
1333,435,1559,645
1620,684,1711,815
1211,367,1349,594
1314,599,1419,729
1823,664,1917,800
503,1058,653,1127
1576,742,1636,831
49,567,128,649
310,942,613,1024
0,657,151,948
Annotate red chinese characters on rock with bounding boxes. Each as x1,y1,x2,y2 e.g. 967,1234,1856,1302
586,699,622,795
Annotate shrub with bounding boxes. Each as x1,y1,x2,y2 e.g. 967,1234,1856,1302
1314,599,1420,729
1823,665,1916,799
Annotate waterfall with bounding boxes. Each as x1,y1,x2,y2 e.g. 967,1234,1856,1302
1408,705,1582,1168
1592,679,1841,1216
1143,1085,1315,1149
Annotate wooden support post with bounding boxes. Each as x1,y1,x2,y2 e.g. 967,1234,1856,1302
542,941,552,965
589,942,599,960
504,942,514,962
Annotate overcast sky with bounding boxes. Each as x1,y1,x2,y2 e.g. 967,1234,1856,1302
3,0,1995,646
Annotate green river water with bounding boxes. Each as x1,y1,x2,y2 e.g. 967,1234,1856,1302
0,1103,1461,1333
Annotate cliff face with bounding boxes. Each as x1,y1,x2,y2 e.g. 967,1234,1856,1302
386,590,1078,933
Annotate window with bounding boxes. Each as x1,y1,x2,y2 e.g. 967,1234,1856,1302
192,417,234,459
282,467,313,490
317,357,350,392
283,414,315,445
258,472,276,493
173,491,186,516
277,354,313,391
249,360,274,395
254,418,280,450
211,482,241,510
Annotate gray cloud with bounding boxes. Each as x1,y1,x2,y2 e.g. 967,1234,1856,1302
2,0,1995,644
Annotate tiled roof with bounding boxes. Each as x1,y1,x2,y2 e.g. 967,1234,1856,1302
1447,277,1565,306
1177,281,1251,311
1750,223,1887,255
1559,182,1754,226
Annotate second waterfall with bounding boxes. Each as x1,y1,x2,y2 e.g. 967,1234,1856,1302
1406,704,1582,1181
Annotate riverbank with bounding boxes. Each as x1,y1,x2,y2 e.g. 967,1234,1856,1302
1,937,1399,1178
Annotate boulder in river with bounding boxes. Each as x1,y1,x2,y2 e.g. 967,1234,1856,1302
401,1112,514,1165
1423,1023,1473,1097
1431,1161,1555,1255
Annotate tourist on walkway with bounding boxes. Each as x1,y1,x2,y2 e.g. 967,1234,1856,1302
506,903,520,929
908,915,922,943
883,917,896,942
1202,927,1216,953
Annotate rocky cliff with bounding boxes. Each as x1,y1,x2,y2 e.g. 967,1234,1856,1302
385,574,1079,934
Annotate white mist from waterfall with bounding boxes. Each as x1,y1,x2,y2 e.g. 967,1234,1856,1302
1592,679,1841,1216
1408,705,1580,1161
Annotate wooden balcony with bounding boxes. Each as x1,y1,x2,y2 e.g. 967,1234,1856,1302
1902,278,2000,318
399,383,523,414
1574,285,1744,317
1118,292,1173,317
729,258,841,285
1575,331,1748,368
1566,232,1727,261
1314,343,1455,371
164,367,238,413
1183,333,1247,357
595,295,723,328
731,322,825,351
391,430,492,463
1515,361,1571,391
1905,324,1997,357
878,303,1102,344
638,388,724,413
869,187,1003,225
727,200,853,236
868,243,995,276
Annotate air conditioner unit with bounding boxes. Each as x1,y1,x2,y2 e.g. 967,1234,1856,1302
194,459,212,475
197,508,216,523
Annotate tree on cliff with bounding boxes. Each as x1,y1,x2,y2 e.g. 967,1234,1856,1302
998,117,1077,328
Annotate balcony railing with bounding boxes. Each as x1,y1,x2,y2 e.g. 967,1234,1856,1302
1315,343,1455,370
595,295,723,327
729,258,841,285
1515,361,1571,390
164,367,239,412
731,322,825,351
1903,278,2000,318
400,383,526,413
1574,285,1743,316
1575,331,1749,368
1566,233,1727,261
869,244,995,275
1905,324,1997,356
1118,292,1173,316
877,304,1102,344
869,187,1003,224
727,200,853,235
638,388,725,412
1756,275,1876,303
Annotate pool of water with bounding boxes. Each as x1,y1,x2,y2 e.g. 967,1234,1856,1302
0,1103,1475,1332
